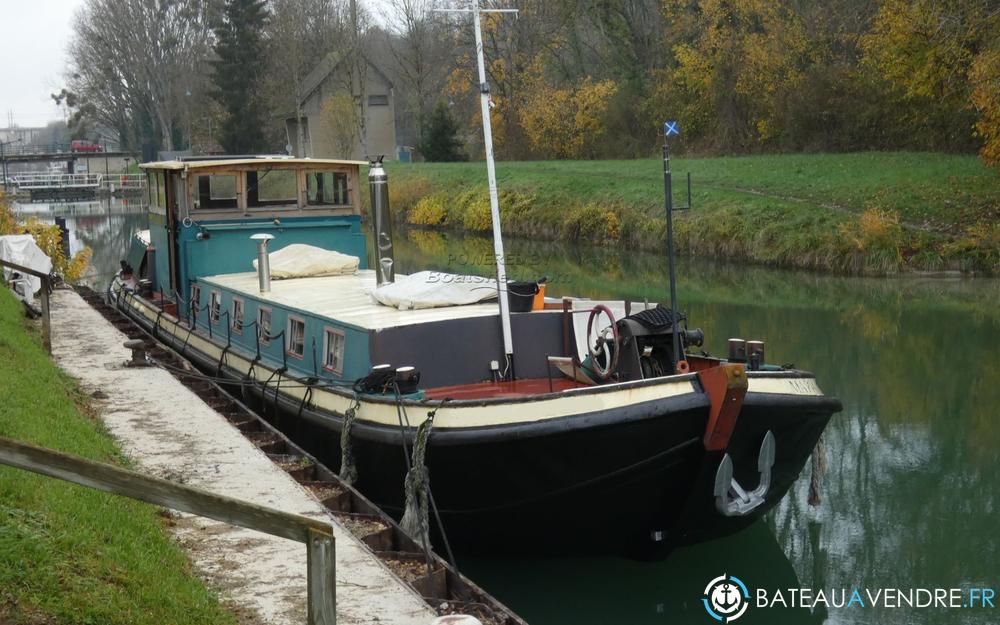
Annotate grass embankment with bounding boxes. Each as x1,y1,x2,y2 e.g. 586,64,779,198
0,289,234,624
387,153,1000,275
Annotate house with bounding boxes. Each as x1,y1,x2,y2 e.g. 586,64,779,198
284,51,397,161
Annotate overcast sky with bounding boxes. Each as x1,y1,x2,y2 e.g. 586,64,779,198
0,0,82,127
0,0,398,129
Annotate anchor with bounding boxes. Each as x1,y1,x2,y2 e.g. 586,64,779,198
714,430,776,517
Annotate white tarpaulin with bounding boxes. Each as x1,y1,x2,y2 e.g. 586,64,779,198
371,271,499,310
252,244,359,279
0,234,53,299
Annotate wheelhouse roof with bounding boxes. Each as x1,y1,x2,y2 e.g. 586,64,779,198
140,156,367,171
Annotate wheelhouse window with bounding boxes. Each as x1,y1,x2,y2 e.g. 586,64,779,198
189,284,201,324
193,174,237,209
287,316,306,359
257,307,272,345
209,290,221,324
247,169,297,208
231,298,244,333
323,327,346,374
306,172,350,207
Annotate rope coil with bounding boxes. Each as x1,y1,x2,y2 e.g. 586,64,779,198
400,415,434,549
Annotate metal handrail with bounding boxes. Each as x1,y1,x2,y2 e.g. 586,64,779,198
0,436,336,624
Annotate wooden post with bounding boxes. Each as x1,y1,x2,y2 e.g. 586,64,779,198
40,275,51,354
307,528,337,625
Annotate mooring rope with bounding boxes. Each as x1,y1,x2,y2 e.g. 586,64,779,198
339,396,362,485
400,414,434,549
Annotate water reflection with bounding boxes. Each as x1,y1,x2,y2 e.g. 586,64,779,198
12,197,149,287
395,228,1000,625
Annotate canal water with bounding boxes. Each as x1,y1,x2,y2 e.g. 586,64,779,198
18,199,999,625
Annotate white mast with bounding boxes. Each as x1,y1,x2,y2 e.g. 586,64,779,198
437,0,518,375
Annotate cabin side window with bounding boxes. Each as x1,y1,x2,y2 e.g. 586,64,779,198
287,317,306,359
193,175,238,210
231,298,244,333
209,290,221,324
247,169,297,208
323,327,346,374
189,284,201,324
257,307,272,345
155,172,166,209
306,172,350,207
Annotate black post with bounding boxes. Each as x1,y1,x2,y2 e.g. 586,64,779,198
662,142,683,372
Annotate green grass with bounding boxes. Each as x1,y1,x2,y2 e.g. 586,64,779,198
386,152,1000,275
0,289,235,625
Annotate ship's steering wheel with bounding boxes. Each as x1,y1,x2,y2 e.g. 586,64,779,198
587,305,620,380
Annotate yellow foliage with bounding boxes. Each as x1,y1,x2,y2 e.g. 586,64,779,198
461,192,493,232
408,194,448,226
970,48,1000,171
520,77,618,158
319,93,359,157
0,194,91,282
657,0,809,145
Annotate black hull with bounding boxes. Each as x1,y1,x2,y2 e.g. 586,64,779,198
119,297,839,556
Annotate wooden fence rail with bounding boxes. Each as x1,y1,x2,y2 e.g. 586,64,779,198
0,436,336,625
0,258,51,353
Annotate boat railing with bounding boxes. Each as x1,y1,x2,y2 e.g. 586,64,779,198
0,436,337,625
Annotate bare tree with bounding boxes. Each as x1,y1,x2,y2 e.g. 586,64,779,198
68,0,212,151
381,0,452,140
268,0,346,156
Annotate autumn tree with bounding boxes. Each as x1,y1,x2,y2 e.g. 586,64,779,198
653,0,811,151
521,77,618,158
863,0,1000,163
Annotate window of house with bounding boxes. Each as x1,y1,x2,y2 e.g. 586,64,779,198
257,307,272,345
232,298,244,333
287,316,306,359
368,95,389,106
306,172,350,206
189,284,201,324
193,174,238,209
209,290,222,324
323,327,346,374
247,169,297,207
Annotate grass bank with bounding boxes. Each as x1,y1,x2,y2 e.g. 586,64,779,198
0,288,234,624
386,153,1000,275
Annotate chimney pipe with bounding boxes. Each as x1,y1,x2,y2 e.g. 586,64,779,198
251,233,275,293
368,156,395,285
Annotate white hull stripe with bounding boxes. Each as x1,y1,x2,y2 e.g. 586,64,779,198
123,294,825,429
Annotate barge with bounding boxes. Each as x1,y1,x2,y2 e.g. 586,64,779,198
109,154,840,557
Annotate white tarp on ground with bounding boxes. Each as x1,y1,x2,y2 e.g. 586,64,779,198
0,234,53,299
371,271,499,310
251,243,359,279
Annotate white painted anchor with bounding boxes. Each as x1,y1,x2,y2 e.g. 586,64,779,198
714,430,776,517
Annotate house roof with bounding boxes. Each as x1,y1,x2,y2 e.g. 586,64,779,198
299,50,394,106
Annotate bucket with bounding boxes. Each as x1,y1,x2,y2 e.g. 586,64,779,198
508,281,539,312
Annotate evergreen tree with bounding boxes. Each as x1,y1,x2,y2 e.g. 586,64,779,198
418,101,465,162
211,0,270,153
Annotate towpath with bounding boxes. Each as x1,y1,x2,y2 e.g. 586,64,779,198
49,288,437,625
